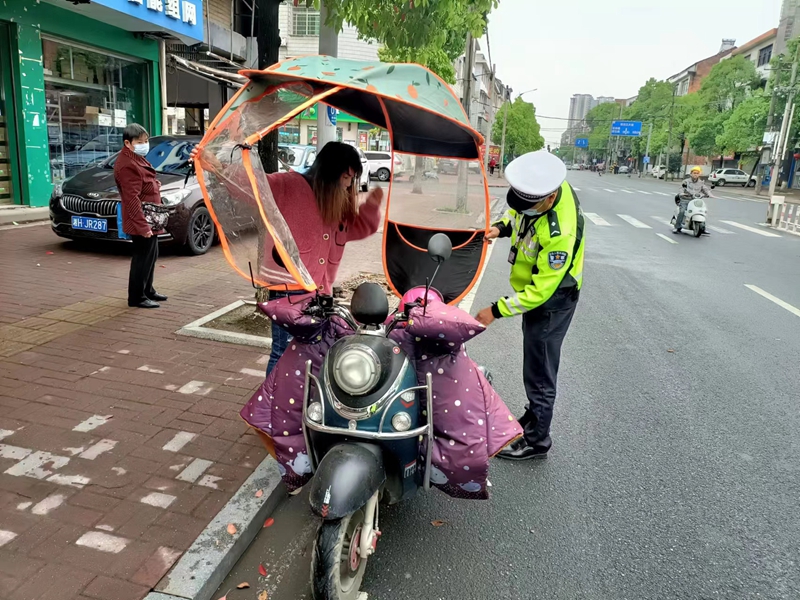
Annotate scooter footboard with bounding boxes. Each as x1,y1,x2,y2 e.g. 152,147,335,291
309,443,386,520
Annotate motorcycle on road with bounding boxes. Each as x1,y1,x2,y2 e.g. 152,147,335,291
672,189,708,237
193,56,522,600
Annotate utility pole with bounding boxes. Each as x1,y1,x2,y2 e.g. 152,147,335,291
665,85,676,181
316,2,339,150
644,121,653,174
499,85,510,176
482,31,496,176
769,42,800,198
255,0,282,173
456,31,475,213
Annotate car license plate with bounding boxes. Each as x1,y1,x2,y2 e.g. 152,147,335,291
71,216,108,232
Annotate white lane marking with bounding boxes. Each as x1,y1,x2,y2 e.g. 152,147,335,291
79,439,117,460
138,365,165,374
163,431,197,452
603,188,616,193
140,492,177,509
584,212,611,226
31,493,66,515
656,233,679,244
176,458,213,484
572,187,581,191
706,224,734,234
744,285,800,318
177,380,214,395
620,189,634,194
459,242,496,314
617,214,652,229
0,430,14,441
650,216,672,226
240,368,264,378
16,502,32,511
75,531,129,553
0,530,17,547
637,190,652,195
720,221,781,237
73,415,112,432
652,191,671,196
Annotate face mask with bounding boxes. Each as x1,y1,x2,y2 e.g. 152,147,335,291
522,208,543,216
133,142,149,156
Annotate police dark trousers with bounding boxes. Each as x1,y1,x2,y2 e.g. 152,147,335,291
519,287,580,450
128,235,158,305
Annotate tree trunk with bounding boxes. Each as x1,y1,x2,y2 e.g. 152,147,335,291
412,155,424,194
256,0,281,175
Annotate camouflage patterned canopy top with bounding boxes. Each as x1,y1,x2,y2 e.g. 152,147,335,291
233,56,483,159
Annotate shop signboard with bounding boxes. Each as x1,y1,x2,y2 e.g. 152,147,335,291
87,0,204,44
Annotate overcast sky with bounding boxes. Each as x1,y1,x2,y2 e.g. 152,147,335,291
482,0,782,147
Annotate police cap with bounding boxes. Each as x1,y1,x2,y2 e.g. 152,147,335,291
505,150,567,212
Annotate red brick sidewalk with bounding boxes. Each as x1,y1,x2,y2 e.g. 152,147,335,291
0,222,395,600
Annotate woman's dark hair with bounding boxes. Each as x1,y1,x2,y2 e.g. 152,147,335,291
305,141,364,225
122,123,149,143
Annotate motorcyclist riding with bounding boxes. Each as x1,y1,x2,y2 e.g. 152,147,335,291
673,166,710,234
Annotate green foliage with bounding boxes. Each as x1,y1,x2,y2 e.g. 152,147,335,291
491,97,544,157
321,0,497,53
716,92,770,154
378,44,456,83
582,102,620,152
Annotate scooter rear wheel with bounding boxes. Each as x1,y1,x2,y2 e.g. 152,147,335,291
311,509,367,600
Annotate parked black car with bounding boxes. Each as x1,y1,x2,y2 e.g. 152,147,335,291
50,135,217,255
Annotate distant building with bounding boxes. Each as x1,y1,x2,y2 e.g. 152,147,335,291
668,39,737,96
722,29,777,83
776,0,800,56
277,3,380,61
453,41,506,139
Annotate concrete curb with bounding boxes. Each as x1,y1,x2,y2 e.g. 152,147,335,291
0,206,49,226
176,300,272,350
145,455,286,600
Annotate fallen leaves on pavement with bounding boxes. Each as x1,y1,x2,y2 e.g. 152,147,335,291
431,520,447,527
259,563,268,577
236,582,250,589
227,523,237,535
258,591,268,600
255,489,264,498
263,517,274,528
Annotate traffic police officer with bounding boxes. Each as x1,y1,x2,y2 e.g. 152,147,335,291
476,150,585,460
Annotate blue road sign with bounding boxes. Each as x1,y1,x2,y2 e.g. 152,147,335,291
327,106,338,126
575,138,589,148
611,120,642,137
643,155,650,164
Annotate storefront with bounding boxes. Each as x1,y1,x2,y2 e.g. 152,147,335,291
0,0,203,207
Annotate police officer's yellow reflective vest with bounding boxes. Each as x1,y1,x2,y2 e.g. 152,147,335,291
491,182,585,318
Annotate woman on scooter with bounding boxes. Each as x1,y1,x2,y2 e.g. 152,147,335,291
190,142,384,374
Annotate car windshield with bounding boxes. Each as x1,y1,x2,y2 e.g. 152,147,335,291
279,146,305,167
105,137,196,175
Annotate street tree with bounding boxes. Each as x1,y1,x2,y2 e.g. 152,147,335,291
716,92,770,156
491,98,545,159
582,101,620,159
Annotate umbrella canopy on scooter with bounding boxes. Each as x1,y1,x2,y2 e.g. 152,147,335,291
194,57,490,302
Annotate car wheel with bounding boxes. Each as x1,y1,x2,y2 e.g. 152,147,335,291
716,179,726,187
186,206,215,256
377,168,390,182
748,180,756,187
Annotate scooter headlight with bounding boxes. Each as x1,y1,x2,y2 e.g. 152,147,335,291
333,345,381,396
692,199,705,208
391,412,412,432
307,402,323,423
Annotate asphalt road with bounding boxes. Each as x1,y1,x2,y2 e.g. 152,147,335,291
215,170,800,600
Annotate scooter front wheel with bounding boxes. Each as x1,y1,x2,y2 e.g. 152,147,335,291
311,509,367,600
693,221,703,237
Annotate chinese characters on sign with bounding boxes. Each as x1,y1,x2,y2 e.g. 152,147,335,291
182,1,197,24
165,0,180,19
146,0,163,11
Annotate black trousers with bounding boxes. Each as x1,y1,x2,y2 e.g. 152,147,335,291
519,288,580,449
128,235,158,304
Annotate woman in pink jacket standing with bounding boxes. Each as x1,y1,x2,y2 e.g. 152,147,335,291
192,141,383,373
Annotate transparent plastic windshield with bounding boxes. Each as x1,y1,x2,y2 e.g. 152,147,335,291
381,152,489,304
385,153,489,231
195,82,319,290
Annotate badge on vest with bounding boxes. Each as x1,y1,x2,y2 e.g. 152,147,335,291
548,251,569,270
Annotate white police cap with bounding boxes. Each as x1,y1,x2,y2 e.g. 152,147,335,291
505,150,567,209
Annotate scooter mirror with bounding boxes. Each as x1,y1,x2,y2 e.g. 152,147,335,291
427,233,452,264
